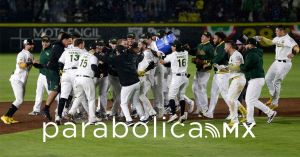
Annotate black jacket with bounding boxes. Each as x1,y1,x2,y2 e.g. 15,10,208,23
112,50,143,86
48,41,65,72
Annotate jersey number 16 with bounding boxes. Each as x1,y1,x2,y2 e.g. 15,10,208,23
177,58,186,67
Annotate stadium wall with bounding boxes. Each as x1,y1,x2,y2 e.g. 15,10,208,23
0,23,300,52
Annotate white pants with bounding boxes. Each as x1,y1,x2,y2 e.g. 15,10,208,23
108,74,121,116
162,67,171,105
60,71,76,99
246,78,274,123
96,76,109,114
139,76,156,118
192,71,210,113
265,60,292,105
72,76,96,123
227,75,246,123
120,82,145,122
168,74,189,101
33,73,49,112
10,78,25,108
152,64,164,110
208,73,230,114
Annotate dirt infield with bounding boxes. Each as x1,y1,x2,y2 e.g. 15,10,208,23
1,98,300,135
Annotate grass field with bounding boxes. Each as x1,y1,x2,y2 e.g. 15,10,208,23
0,53,300,102
0,117,300,157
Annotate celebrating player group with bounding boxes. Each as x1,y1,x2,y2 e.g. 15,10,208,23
1,25,299,127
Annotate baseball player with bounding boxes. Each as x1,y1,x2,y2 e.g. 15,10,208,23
256,25,299,110
111,42,147,126
204,32,231,119
42,33,72,121
29,36,58,115
191,32,214,117
106,38,122,117
1,39,34,124
240,38,277,126
55,38,85,124
145,34,165,118
72,45,100,124
94,40,110,118
160,40,189,123
224,40,247,126
138,40,158,120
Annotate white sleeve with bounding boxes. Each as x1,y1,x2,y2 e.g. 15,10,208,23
90,55,98,65
17,53,25,63
164,54,172,63
272,37,279,44
287,37,297,48
59,51,67,63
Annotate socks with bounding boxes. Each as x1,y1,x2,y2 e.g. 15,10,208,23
169,99,176,115
180,100,186,116
57,98,67,118
5,104,18,117
65,96,73,108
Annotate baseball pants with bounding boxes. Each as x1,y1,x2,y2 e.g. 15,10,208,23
265,60,292,105
96,76,109,115
120,82,145,122
227,76,246,123
108,74,121,116
192,71,210,113
246,78,275,123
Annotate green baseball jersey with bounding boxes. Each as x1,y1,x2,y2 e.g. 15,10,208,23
195,41,214,71
240,47,264,80
212,41,229,71
39,46,52,75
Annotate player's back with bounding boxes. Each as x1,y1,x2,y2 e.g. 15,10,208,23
76,52,98,77
170,50,188,74
60,47,82,70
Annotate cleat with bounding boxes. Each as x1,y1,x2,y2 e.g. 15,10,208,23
203,112,214,119
125,121,134,127
1,115,11,124
242,122,256,127
55,116,62,125
9,117,19,124
178,112,188,123
28,111,41,116
65,114,76,123
167,114,178,123
228,121,238,127
188,101,194,113
240,117,247,123
267,111,277,124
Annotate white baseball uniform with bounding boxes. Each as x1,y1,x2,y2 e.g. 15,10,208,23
59,47,83,99
265,34,297,105
148,41,164,114
164,50,189,101
71,52,98,123
227,50,246,123
10,49,34,108
138,49,157,118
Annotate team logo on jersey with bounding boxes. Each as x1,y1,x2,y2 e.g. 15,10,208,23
199,50,206,55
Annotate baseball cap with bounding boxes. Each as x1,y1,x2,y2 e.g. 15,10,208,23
60,33,71,41
170,40,182,48
23,39,34,45
202,32,211,38
41,35,50,42
95,39,105,46
109,38,117,44
246,38,258,46
215,32,227,40
70,32,81,39
127,33,136,39
236,34,248,45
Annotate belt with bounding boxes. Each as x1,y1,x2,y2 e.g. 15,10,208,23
76,75,91,78
277,60,286,63
64,67,77,70
176,73,187,76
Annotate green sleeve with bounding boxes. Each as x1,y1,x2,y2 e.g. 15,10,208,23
212,46,226,64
